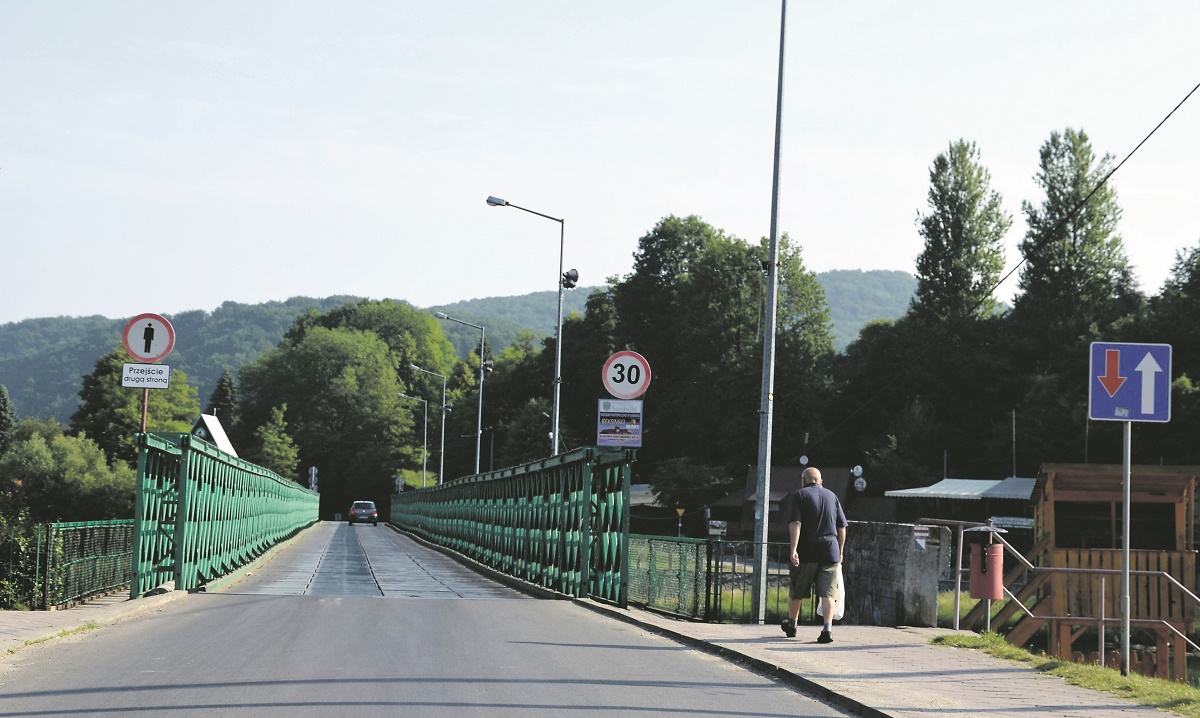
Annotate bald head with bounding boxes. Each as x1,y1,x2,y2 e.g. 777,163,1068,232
802,467,822,486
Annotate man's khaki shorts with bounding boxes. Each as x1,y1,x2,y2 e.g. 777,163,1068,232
789,562,840,600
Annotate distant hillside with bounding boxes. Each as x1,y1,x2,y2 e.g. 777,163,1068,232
0,271,914,421
818,269,917,350
430,287,595,357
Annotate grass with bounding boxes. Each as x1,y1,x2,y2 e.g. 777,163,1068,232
933,631,1200,717
936,590,1022,629
5,621,100,655
713,586,813,623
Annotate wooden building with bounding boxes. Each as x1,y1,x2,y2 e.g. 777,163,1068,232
993,463,1197,680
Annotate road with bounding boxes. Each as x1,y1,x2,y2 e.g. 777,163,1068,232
0,522,848,717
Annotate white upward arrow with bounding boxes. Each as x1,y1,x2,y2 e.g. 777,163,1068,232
1136,352,1163,416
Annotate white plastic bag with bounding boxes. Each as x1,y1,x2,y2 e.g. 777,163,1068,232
815,564,845,621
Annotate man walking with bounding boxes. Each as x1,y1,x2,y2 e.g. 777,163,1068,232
781,467,847,643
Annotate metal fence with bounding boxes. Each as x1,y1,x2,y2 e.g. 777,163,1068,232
392,446,634,605
1,520,135,610
132,432,319,598
627,536,797,623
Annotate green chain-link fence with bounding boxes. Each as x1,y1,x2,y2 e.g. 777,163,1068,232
132,432,319,598
1,520,135,610
392,446,634,605
627,536,796,623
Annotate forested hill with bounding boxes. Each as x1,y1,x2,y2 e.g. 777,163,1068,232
0,270,914,421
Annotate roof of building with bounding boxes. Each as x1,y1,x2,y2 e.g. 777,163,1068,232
884,476,1035,501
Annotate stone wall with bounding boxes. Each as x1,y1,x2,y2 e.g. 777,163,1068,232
841,521,950,627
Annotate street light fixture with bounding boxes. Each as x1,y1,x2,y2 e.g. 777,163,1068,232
397,393,428,487
410,363,448,484
434,312,487,474
486,195,570,457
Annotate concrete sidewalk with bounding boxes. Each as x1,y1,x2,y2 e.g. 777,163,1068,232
1,592,1170,718
582,603,1170,718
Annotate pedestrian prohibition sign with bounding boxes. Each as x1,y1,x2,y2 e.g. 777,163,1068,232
1088,342,1171,423
122,313,176,364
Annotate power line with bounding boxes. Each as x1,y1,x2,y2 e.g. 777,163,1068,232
798,78,1200,462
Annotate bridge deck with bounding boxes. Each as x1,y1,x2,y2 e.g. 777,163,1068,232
224,522,525,600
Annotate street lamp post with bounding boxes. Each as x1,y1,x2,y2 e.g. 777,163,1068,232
435,312,486,474
397,393,428,487
486,195,571,457
410,363,448,484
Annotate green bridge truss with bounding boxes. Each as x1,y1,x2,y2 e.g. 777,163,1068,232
391,446,634,606
131,432,319,598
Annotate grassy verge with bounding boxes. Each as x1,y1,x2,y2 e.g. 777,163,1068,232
6,621,100,655
934,632,1200,717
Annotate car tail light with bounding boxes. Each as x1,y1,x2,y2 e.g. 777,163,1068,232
371,510,377,516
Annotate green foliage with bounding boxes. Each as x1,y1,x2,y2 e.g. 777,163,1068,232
911,139,1011,323
0,384,16,456
1014,128,1142,343
648,459,740,509
251,404,300,482
205,369,239,434
0,297,360,424
70,348,200,466
239,324,412,515
0,419,136,522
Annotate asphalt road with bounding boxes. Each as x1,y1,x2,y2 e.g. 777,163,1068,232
0,523,848,717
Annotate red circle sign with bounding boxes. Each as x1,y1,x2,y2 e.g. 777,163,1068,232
122,313,176,363
602,351,651,399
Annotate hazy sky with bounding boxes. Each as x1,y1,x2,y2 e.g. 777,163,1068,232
3,2,1198,326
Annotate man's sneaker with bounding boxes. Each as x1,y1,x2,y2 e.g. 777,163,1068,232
780,618,796,638
817,629,833,644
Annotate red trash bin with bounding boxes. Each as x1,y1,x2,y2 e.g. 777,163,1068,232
969,543,1004,600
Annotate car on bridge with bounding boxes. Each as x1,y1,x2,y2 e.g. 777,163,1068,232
347,501,378,526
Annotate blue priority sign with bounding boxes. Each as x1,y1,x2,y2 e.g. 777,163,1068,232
1088,342,1172,422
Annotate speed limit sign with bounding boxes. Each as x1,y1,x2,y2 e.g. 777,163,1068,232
603,351,651,400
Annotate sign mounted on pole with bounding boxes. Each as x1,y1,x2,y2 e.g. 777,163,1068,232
596,399,643,447
602,351,651,400
121,363,171,389
1088,342,1172,423
121,313,175,364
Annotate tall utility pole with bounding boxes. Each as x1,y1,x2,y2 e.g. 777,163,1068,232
751,0,788,624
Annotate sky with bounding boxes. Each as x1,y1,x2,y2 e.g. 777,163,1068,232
2,2,1199,327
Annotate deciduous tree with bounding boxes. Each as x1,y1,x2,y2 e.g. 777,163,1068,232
71,348,200,465
911,139,1010,324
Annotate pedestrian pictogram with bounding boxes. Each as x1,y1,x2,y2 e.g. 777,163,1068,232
121,313,175,363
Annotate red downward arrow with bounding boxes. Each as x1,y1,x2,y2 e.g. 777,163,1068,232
1098,349,1126,397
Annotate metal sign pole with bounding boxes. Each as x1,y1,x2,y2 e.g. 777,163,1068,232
1120,420,1131,676
141,388,149,433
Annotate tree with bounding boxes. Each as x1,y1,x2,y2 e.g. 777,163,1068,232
910,140,1011,324
0,419,136,521
251,404,300,482
0,385,16,457
239,326,411,516
71,348,200,466
1013,128,1141,344
205,369,240,434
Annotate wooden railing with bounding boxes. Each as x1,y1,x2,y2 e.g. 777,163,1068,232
1048,549,1195,624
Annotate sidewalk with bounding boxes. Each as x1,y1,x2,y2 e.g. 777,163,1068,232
580,603,1168,718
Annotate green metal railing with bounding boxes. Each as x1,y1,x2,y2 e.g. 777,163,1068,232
2,520,135,610
627,536,796,623
132,432,319,598
391,446,633,605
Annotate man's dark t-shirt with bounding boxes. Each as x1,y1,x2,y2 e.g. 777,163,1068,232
784,484,847,565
